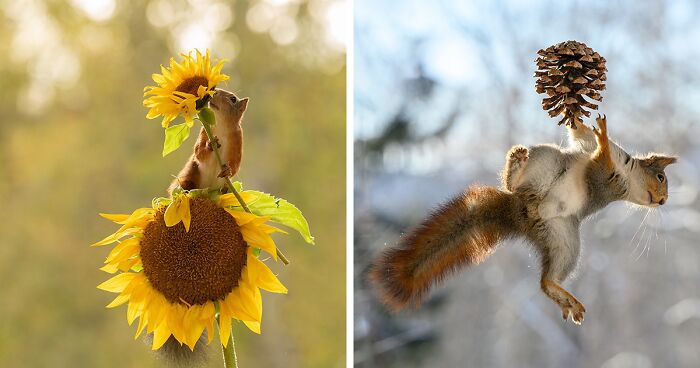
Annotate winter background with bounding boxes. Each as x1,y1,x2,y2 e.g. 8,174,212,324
354,1,700,367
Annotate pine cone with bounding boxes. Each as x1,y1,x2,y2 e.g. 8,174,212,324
534,41,607,128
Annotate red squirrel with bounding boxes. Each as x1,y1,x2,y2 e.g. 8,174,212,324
370,115,676,324
168,89,248,194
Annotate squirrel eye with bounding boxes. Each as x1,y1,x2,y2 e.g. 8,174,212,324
656,173,665,183
229,95,238,103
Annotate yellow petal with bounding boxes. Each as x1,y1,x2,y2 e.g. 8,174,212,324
100,207,153,225
217,192,257,208
183,306,206,350
224,208,265,226
105,238,140,264
247,256,288,294
224,288,257,322
91,227,141,247
97,273,138,293
152,321,171,350
135,314,149,339
99,263,119,274
117,258,139,272
167,304,188,344
164,195,191,231
240,227,278,261
98,213,130,223
218,315,232,348
105,293,131,308
200,302,216,344
243,320,261,334
147,296,167,334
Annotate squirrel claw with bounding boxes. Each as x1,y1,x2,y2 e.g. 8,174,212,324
218,164,233,178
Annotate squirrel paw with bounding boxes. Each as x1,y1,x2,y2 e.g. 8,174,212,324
508,146,529,164
561,299,586,325
218,163,233,178
592,114,608,140
207,137,221,151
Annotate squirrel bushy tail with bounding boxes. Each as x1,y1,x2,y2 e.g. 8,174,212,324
369,185,521,310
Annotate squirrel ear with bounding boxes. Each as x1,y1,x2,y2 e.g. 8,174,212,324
641,154,678,170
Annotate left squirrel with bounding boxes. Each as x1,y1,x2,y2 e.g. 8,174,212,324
168,88,248,194
156,88,248,366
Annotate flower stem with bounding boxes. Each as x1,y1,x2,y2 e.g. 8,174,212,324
198,109,290,265
222,329,239,368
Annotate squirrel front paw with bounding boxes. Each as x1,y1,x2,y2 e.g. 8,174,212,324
218,163,233,178
592,114,608,142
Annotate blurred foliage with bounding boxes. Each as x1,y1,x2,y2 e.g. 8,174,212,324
0,0,345,367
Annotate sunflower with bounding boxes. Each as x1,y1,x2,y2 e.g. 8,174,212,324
93,190,288,351
143,49,229,128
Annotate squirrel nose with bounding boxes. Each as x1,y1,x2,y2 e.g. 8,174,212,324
659,198,666,205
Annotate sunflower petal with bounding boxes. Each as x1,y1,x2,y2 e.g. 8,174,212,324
106,293,131,308
164,195,191,231
135,314,149,339
240,226,278,261
91,227,141,247
224,208,265,226
218,315,232,348
243,320,261,334
247,256,288,294
183,306,206,350
152,321,171,350
218,192,258,208
224,288,257,322
99,213,130,223
97,273,138,293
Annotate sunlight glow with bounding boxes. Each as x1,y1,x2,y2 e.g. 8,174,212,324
324,1,346,48
70,0,116,22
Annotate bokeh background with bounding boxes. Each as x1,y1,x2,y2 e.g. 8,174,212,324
0,0,345,367
355,1,700,367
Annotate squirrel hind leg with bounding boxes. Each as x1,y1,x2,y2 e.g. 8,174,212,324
536,220,585,324
502,145,529,191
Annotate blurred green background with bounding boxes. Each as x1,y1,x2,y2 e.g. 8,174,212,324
0,0,345,367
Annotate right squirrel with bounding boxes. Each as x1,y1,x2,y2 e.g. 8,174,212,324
370,115,677,324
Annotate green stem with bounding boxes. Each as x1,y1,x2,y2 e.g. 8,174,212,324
198,109,290,265
222,329,239,368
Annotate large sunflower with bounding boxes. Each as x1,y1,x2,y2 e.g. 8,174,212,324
143,49,229,128
93,190,288,350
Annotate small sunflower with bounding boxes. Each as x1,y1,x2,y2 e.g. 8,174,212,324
93,190,288,350
143,49,229,128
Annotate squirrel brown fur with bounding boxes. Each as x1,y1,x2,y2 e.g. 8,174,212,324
168,89,248,194
370,115,677,324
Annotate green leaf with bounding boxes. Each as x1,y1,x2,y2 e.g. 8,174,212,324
152,196,172,209
245,190,314,245
162,123,191,156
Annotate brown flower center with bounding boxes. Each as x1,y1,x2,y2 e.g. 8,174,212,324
175,76,209,96
140,198,247,305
